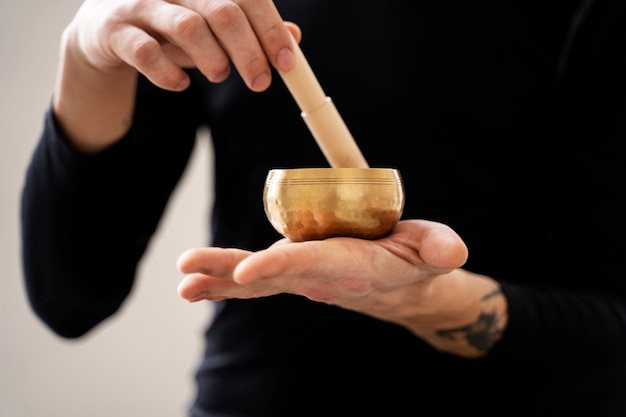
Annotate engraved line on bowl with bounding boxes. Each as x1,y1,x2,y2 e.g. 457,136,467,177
265,178,403,186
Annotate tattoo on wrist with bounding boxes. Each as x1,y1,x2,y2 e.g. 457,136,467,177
435,288,505,352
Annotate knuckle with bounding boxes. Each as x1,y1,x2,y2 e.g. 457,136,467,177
208,1,241,30
171,11,206,39
100,7,126,34
130,37,161,64
105,0,139,27
263,22,281,38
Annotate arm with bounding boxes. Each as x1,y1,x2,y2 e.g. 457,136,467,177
21,76,199,337
177,220,507,359
52,0,298,152
176,114,626,361
177,212,626,364
22,0,299,337
176,20,626,360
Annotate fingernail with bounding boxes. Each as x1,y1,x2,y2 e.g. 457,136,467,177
251,72,271,91
175,76,190,91
276,47,295,71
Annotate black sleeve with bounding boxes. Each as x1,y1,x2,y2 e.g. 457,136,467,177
20,75,201,338
502,124,626,367
485,2,626,376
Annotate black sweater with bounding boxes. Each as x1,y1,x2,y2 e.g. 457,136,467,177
21,1,626,415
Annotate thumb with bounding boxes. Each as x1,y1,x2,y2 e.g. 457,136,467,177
284,21,302,43
384,220,469,270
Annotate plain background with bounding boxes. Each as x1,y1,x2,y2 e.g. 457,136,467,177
1,1,217,416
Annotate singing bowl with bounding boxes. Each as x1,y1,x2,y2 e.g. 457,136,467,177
263,168,405,242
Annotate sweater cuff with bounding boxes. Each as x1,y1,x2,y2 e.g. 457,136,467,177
43,106,133,172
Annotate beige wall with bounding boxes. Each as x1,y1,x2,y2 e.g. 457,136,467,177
0,1,214,416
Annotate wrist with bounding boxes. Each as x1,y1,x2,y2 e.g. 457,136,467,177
399,269,508,358
53,26,138,152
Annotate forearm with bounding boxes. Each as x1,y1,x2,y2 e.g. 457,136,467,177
24,78,199,336
396,269,508,359
22,109,137,337
53,27,138,153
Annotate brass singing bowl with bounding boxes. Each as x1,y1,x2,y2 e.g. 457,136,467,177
263,168,405,242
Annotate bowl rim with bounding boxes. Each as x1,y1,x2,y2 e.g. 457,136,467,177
265,167,403,184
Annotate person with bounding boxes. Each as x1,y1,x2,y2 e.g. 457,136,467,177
20,0,626,415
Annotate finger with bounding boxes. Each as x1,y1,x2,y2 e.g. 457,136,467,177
233,239,380,289
380,220,469,269
172,0,274,91
178,273,230,301
178,272,267,301
202,0,276,90
110,23,190,91
239,1,296,71
284,21,302,44
144,2,233,83
176,247,252,275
